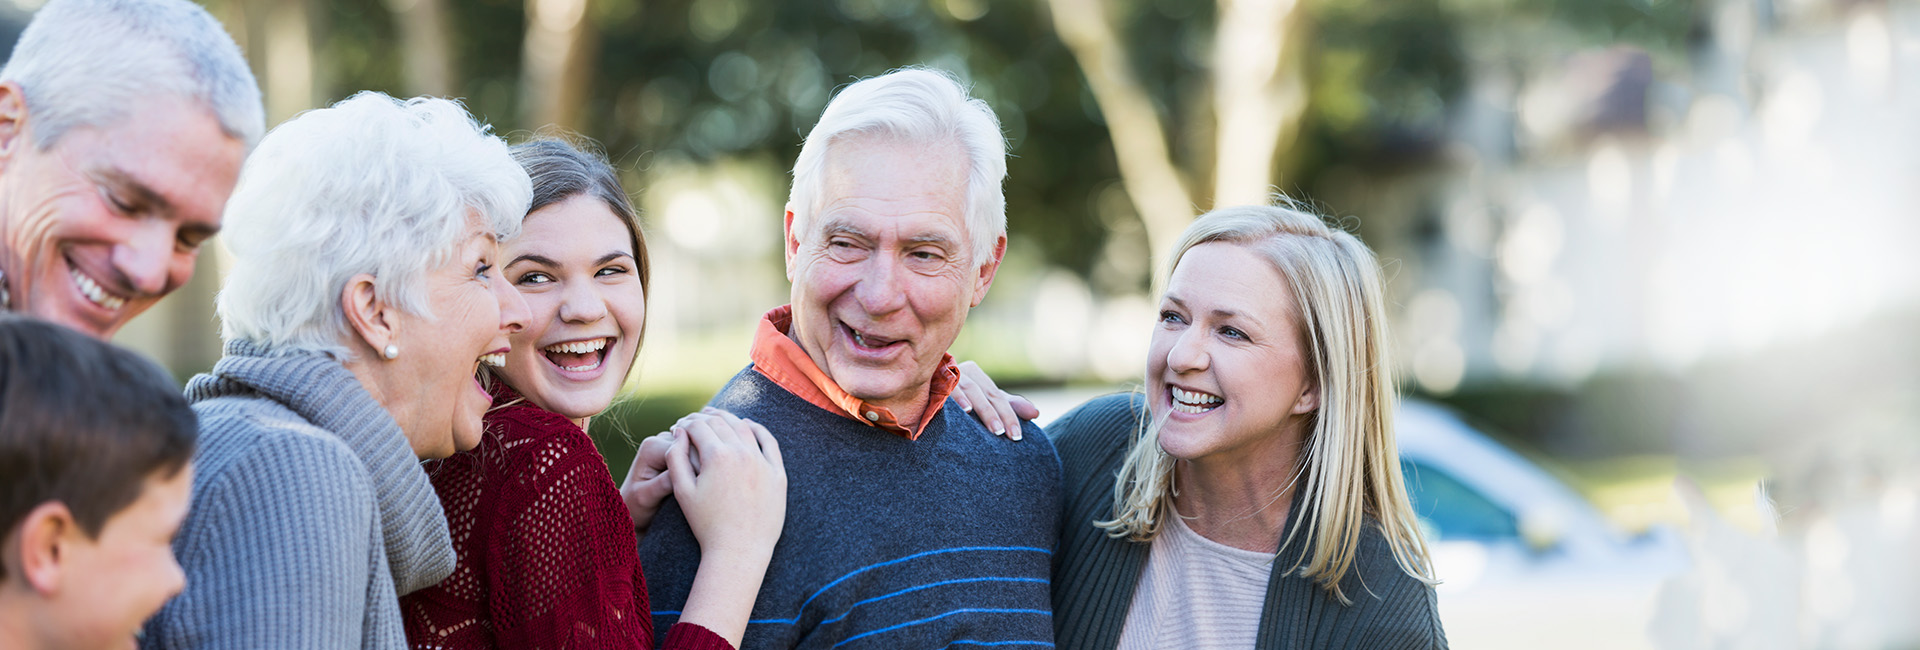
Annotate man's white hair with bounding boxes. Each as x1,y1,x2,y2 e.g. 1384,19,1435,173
788,68,1007,266
216,92,529,359
0,0,264,148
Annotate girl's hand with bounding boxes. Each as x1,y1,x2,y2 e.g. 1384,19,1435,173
620,432,675,535
669,408,787,559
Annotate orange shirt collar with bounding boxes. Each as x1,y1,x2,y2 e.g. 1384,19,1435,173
749,305,957,441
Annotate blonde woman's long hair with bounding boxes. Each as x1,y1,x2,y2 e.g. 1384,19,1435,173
1096,199,1435,604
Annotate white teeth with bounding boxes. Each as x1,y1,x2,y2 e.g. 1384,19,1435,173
555,358,602,373
70,269,125,310
478,353,506,368
542,338,609,355
1170,387,1223,414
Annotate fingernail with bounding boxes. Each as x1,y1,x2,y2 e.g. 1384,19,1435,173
992,425,1005,435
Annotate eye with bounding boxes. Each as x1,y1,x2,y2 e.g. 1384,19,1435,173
1219,326,1249,341
99,187,136,214
1159,310,1187,326
595,265,629,278
475,261,494,283
516,271,553,285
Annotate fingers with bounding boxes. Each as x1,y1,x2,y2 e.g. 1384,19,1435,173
1011,394,1040,421
749,419,784,474
960,382,1005,435
986,389,1023,441
666,434,696,497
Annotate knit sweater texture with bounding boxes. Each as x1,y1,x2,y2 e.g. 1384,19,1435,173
1049,393,1448,650
399,381,732,650
640,365,1062,650
141,340,456,650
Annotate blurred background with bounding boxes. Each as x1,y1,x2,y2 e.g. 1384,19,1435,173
4,0,1916,646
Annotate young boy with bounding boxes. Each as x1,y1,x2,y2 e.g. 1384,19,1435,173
0,315,198,650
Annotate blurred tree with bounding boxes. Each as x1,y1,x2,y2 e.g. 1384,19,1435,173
387,0,457,96
521,0,597,130
1047,0,1310,275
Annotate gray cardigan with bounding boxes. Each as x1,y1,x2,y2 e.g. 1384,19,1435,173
141,341,455,650
1049,393,1447,649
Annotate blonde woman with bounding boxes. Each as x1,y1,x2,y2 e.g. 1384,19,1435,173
1001,201,1444,648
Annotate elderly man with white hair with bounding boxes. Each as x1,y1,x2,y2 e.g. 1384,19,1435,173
0,0,262,340
627,68,1060,649
140,92,532,649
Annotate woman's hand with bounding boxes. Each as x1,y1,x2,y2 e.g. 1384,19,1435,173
619,432,675,535
669,408,787,559
953,360,1040,440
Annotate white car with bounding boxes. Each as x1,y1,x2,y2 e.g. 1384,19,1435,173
1397,400,1688,649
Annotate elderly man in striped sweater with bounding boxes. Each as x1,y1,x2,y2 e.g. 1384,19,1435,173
626,67,1061,650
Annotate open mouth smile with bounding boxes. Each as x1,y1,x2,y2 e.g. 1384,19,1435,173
70,266,126,311
543,336,612,373
1170,386,1224,414
843,322,905,352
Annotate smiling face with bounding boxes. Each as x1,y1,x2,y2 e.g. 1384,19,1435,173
41,465,192,650
1150,241,1320,465
785,134,1003,420
495,195,645,422
0,91,243,340
384,214,528,458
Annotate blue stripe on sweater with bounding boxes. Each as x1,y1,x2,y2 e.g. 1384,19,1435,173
651,546,1051,625
832,608,1052,648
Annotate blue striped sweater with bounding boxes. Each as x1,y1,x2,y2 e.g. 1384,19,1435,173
639,366,1062,650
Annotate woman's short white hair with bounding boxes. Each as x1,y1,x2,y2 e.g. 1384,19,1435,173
0,0,264,148
216,92,529,359
788,67,1007,266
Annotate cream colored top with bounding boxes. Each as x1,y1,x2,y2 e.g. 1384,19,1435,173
1117,510,1278,649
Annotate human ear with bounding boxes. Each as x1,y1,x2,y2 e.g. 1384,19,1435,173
782,207,800,281
339,273,396,359
0,83,29,168
1292,379,1321,415
13,502,76,595
968,235,1008,308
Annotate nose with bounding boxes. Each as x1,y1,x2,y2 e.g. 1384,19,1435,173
493,275,529,335
557,278,608,324
113,222,178,296
1165,327,1209,374
852,253,909,316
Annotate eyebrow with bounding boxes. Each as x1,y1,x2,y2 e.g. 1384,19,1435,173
508,251,636,268
819,221,871,240
93,167,173,214
1166,294,1267,328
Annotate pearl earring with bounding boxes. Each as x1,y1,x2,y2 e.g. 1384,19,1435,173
383,344,399,360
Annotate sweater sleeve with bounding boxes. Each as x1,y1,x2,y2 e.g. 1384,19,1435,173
147,433,384,650
661,622,737,650
483,418,652,650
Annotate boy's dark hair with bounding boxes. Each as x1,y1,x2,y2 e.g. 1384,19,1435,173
0,315,197,579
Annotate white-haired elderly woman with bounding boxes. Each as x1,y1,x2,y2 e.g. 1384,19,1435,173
139,92,532,650
969,201,1445,648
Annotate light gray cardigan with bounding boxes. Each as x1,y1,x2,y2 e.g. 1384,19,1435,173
141,341,455,649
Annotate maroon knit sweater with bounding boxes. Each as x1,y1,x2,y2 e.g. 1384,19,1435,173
400,382,731,650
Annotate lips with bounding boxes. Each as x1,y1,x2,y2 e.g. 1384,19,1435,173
1170,386,1224,414
843,322,904,351
542,336,611,373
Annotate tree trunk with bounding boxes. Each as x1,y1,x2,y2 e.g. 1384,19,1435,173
520,0,598,131
1044,0,1194,275
1210,0,1309,208
386,0,457,97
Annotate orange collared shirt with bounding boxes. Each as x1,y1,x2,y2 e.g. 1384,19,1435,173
749,305,959,441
